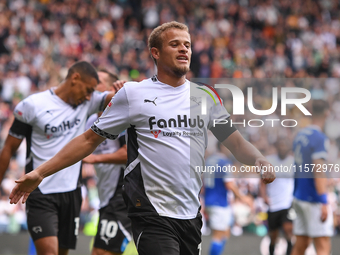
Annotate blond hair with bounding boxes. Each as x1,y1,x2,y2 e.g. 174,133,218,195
148,21,189,64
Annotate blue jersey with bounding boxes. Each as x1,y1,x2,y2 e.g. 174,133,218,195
293,125,329,203
204,153,233,207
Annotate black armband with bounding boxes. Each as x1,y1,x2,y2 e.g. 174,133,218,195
9,118,32,139
210,118,237,142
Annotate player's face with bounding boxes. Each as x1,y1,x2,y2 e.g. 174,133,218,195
96,72,111,92
156,28,191,77
70,76,98,107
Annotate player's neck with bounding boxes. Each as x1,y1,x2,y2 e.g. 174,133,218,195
54,82,71,104
156,71,186,87
311,118,325,130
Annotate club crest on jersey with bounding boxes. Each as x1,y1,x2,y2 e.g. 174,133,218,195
150,130,161,138
190,96,201,105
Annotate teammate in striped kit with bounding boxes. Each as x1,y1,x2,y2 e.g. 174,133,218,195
83,69,136,255
0,61,116,255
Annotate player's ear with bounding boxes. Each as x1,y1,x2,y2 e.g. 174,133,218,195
70,72,81,86
151,47,160,61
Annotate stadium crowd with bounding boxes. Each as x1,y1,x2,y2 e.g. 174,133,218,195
1,0,340,244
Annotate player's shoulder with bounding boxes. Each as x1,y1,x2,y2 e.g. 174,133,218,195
124,78,155,88
123,81,141,88
16,90,50,110
24,89,49,100
295,125,324,140
307,126,327,141
190,81,213,96
14,90,52,121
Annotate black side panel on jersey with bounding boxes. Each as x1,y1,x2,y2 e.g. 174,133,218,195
9,118,33,173
108,167,125,206
77,162,83,188
118,135,126,147
210,117,237,142
123,126,158,217
126,126,138,166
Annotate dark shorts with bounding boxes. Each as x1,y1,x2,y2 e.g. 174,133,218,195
267,208,292,231
131,214,202,255
94,195,132,253
26,187,82,249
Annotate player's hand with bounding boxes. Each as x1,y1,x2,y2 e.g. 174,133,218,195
9,171,43,204
320,204,328,222
82,154,97,164
256,157,276,184
112,80,126,93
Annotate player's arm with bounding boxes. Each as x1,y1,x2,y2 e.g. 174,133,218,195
259,180,270,205
0,135,23,183
0,116,31,184
222,130,275,184
313,158,328,194
83,145,127,164
313,158,328,222
9,129,105,204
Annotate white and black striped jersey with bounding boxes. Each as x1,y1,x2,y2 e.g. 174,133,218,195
9,88,108,194
86,114,126,209
92,76,235,219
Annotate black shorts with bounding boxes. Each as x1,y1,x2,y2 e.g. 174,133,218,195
94,194,132,253
131,213,202,255
26,187,82,249
267,209,292,231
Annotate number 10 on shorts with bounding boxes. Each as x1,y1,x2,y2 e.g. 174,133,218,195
100,219,118,238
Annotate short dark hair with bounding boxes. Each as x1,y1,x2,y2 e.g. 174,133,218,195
148,21,189,64
66,61,99,83
97,68,119,84
312,100,328,116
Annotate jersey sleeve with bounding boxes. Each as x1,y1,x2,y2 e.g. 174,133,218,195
208,103,237,142
91,87,130,140
311,133,329,160
87,91,109,116
9,97,35,139
85,113,98,130
13,97,36,125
